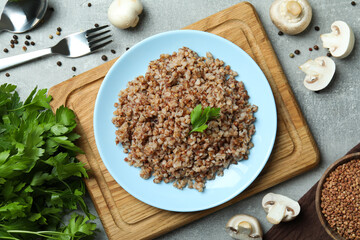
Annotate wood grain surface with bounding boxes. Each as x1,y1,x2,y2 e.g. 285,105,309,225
48,2,320,239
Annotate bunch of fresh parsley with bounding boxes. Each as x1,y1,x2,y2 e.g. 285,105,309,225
0,84,97,240
190,104,220,133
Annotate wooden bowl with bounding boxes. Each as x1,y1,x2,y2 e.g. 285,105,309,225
315,152,360,240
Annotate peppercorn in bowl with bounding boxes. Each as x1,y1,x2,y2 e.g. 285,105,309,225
316,152,360,240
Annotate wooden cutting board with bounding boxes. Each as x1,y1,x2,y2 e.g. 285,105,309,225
49,2,319,239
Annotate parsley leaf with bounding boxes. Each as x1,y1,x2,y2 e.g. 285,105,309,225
0,84,97,239
190,104,220,133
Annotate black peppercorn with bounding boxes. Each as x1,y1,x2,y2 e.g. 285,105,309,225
10,44,14,48
3,48,8,53
72,66,76,71
14,40,18,44
25,35,31,40
30,41,35,46
327,52,332,57
351,1,356,6
88,3,92,7
101,55,108,61
94,23,99,28
314,45,319,50
57,27,62,32
278,31,284,36
314,26,320,31
13,35,18,40
5,73,10,77
294,49,300,55
111,49,116,54
126,47,129,51
25,41,30,46
57,61,62,66
10,40,14,44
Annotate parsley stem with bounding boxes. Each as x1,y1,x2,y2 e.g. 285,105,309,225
7,230,70,239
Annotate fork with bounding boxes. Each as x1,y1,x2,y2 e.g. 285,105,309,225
0,25,112,71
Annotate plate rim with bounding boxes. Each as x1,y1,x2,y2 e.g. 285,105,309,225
93,29,277,212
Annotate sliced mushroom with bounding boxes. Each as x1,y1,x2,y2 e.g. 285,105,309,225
321,21,355,59
226,214,263,240
270,0,312,35
108,0,143,29
262,193,300,224
299,56,336,91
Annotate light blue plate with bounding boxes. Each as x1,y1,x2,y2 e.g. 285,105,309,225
93,30,277,212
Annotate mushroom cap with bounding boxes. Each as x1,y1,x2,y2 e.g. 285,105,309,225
270,0,312,35
320,21,355,59
226,214,263,240
262,193,300,222
108,0,143,29
299,56,336,91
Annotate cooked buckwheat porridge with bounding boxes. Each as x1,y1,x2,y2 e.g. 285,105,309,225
112,47,257,192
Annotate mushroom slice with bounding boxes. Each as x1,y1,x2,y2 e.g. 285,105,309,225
108,0,143,29
262,193,300,224
270,0,312,35
321,21,355,59
226,214,263,240
299,56,336,91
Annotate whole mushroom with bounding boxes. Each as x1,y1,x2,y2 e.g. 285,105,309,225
321,21,355,59
262,193,300,224
270,0,312,35
226,214,263,240
299,56,336,91
108,0,143,29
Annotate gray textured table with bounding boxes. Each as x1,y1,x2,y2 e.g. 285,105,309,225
1,0,359,239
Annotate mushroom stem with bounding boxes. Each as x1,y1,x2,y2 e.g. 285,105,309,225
266,203,286,224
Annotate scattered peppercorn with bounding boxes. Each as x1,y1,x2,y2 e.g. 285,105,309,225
278,31,284,36
24,41,30,46
25,35,31,40
294,49,300,55
30,41,35,46
88,2,92,7
57,61,62,66
327,52,332,57
126,47,129,51
351,1,356,6
22,46,27,51
111,49,116,54
314,45,319,50
10,40,14,44
94,23,99,28
49,35,54,39
56,31,61,36
314,26,320,31
57,27,62,32
3,48,8,53
101,55,108,61
49,7,55,12
72,66,76,71
14,40,18,44
289,53,295,58
13,35,18,40
10,44,14,48
5,73,10,77
309,48,313,51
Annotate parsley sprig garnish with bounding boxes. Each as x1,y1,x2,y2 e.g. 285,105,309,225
190,104,220,134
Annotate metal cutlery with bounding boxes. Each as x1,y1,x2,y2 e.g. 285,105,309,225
0,25,112,71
